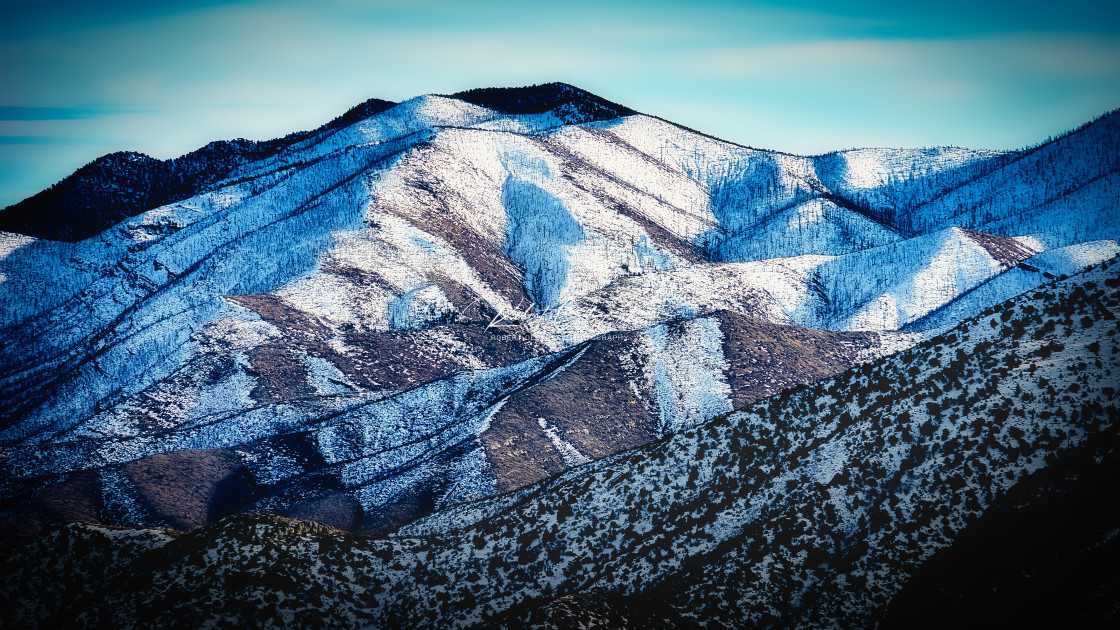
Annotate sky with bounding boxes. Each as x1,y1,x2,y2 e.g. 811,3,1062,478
1,0,1118,208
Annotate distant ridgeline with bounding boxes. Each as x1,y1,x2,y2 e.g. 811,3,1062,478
0,98,397,241
0,83,634,242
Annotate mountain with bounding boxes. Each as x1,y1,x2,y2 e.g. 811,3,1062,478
2,248,1116,629
0,83,1117,547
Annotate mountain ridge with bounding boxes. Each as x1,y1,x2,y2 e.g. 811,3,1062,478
0,83,634,242
0,97,402,241
2,85,1115,245
0,82,1116,547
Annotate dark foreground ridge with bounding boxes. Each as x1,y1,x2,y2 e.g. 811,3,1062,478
881,423,1120,629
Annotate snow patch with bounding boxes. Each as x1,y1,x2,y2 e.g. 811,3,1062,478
306,354,357,395
1028,240,1120,277
641,315,733,436
387,284,453,330
538,417,591,467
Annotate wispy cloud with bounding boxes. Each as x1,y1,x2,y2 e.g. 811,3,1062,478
1,0,1117,204
0,136,123,147
690,33,1120,81
0,106,155,121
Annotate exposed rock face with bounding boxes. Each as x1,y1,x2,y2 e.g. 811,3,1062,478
481,310,884,494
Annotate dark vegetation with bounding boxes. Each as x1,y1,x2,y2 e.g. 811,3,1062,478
882,423,1120,629
448,82,635,123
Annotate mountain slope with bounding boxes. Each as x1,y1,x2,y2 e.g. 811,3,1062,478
1,252,1116,629
0,85,1116,544
0,309,894,540
881,424,1120,629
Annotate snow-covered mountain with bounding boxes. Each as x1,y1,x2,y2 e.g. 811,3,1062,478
0,83,1117,542
3,249,1117,629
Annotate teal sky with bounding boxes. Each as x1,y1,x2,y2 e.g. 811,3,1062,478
2,0,1118,208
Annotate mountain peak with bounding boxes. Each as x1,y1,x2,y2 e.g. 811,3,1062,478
314,97,398,136
447,82,636,123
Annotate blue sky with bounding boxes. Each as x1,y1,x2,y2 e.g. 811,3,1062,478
1,0,1118,208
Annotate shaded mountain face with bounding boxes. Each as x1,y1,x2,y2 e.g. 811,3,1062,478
2,250,1117,630
880,423,1120,630
0,85,1117,549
